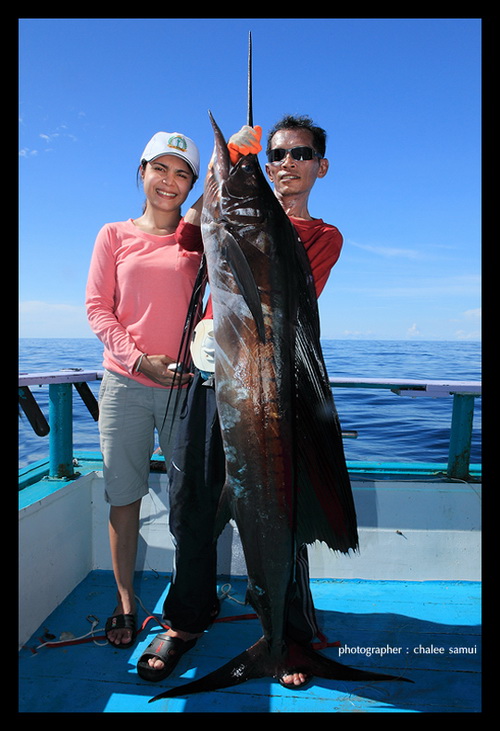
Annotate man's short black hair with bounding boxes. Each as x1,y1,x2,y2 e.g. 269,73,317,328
266,114,327,158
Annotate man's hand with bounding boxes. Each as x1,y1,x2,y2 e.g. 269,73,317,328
228,125,262,164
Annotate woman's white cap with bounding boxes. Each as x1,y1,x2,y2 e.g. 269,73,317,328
140,132,200,178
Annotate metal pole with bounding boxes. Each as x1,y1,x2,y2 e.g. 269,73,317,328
447,393,475,481
48,383,74,479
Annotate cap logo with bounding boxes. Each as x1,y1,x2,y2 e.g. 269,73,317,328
167,135,188,152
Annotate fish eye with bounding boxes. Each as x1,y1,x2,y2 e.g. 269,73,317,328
239,159,255,174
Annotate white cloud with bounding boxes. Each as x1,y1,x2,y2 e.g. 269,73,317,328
453,307,481,341
19,148,38,157
455,330,481,340
345,274,480,299
348,240,422,259
19,125,79,159
19,301,93,338
463,308,481,321
39,132,59,143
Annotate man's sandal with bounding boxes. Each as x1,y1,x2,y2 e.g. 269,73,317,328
137,633,198,682
278,672,312,690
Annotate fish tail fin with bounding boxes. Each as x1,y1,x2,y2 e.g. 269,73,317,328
149,636,412,701
149,637,271,701
284,638,414,684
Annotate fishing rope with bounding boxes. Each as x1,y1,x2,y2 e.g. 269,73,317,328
24,583,339,654
25,584,246,654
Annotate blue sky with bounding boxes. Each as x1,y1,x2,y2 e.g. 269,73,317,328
19,17,481,341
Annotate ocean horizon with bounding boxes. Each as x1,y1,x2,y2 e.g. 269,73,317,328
19,338,481,470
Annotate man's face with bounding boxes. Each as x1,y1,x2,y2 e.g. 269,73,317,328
265,128,329,198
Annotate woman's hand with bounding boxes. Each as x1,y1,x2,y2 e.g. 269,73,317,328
136,354,192,387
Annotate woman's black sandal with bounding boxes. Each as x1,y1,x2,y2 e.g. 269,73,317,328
105,613,137,649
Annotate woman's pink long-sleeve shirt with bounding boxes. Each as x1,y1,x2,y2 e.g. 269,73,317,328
86,218,203,387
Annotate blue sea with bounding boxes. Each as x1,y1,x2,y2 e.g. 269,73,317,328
18,338,482,470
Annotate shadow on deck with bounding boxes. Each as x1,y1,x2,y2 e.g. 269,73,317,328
18,571,481,713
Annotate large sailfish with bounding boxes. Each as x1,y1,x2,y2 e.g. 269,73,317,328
150,110,411,701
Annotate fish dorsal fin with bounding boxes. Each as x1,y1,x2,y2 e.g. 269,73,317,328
293,320,357,553
290,238,359,554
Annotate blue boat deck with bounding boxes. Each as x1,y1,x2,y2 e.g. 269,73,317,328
18,570,481,713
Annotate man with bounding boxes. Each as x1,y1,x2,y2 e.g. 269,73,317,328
137,116,343,689
264,115,342,298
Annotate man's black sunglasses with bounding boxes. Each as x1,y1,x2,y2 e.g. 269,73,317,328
267,146,321,163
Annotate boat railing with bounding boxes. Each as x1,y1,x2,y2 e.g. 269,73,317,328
19,369,481,485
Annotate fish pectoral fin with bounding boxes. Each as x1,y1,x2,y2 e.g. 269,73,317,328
222,232,266,342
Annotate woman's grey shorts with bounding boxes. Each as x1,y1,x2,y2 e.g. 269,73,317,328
98,370,182,506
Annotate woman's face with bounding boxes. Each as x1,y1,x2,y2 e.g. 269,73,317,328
141,154,194,212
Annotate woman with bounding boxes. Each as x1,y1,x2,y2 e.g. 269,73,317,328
86,130,204,648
